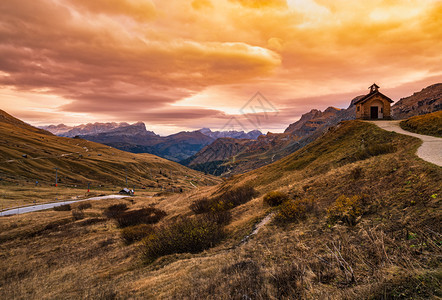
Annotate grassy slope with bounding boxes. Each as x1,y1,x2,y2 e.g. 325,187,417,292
0,120,214,186
400,110,442,137
0,114,220,208
0,120,440,299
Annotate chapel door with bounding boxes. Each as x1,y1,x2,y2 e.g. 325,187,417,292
370,106,378,119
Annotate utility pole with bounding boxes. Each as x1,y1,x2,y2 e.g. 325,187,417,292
54,167,58,187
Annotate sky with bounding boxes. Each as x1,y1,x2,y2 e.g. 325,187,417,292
0,0,441,135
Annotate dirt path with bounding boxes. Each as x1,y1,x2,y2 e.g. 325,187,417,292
369,120,442,167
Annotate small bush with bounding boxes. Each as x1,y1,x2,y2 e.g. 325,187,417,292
274,199,307,224
327,194,366,226
115,207,167,228
142,217,225,263
352,143,396,161
72,209,85,220
53,204,71,211
121,224,154,245
210,185,258,212
77,202,92,210
350,167,363,180
190,197,211,214
201,210,232,225
103,203,128,218
263,191,290,207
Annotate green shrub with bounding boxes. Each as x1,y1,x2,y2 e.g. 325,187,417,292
190,197,211,214
121,224,154,245
274,199,307,224
327,195,366,226
142,217,225,263
263,191,290,207
103,203,128,218
115,207,166,228
53,204,71,211
77,202,92,210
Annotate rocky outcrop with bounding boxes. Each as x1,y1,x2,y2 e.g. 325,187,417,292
392,83,442,119
41,122,131,137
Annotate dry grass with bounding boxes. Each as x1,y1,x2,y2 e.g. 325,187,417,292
1,120,441,299
400,110,442,137
0,120,221,200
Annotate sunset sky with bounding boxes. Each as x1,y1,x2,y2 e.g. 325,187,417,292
1,0,441,135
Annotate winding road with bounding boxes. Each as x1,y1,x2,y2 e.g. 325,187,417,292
369,120,442,167
0,195,128,216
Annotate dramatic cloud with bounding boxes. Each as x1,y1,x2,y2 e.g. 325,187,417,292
0,0,441,134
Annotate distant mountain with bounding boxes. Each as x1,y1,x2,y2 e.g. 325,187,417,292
79,123,213,162
41,122,130,137
392,83,442,119
0,110,218,189
184,98,359,176
198,128,262,140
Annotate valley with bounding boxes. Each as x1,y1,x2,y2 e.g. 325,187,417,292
1,111,440,299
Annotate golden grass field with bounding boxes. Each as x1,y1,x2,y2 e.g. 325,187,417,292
400,110,442,137
0,109,221,210
1,119,441,299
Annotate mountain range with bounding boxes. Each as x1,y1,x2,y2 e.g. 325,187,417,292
40,83,441,174
0,109,219,189
42,123,262,162
183,84,441,176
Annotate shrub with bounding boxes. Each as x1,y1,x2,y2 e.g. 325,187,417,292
350,167,363,180
327,195,366,226
201,210,232,225
115,207,167,228
190,197,211,214
352,143,396,161
72,209,85,220
103,203,128,218
263,191,290,207
53,204,71,211
210,185,258,212
77,202,92,210
121,224,154,245
274,199,307,224
142,217,225,263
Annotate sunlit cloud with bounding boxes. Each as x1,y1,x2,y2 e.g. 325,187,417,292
0,0,440,134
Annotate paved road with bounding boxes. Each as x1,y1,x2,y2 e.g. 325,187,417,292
0,195,128,216
370,120,442,167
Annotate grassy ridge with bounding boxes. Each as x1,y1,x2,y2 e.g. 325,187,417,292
1,120,440,299
400,110,442,137
0,117,220,191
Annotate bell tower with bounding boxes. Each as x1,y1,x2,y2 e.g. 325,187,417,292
369,83,380,93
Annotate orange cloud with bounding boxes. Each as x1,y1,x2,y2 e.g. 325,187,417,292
0,0,441,133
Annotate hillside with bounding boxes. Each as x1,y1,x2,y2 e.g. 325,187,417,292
400,110,442,137
392,83,442,119
185,99,358,176
0,111,219,191
1,120,439,299
0,109,53,136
